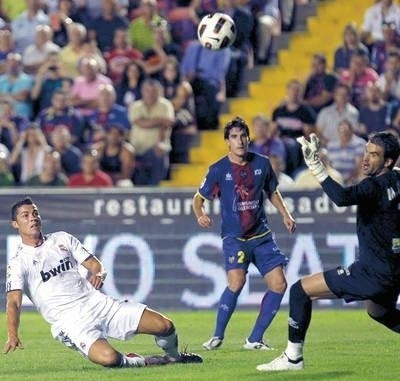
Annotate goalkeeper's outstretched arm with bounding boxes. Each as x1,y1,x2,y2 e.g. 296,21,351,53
320,176,360,207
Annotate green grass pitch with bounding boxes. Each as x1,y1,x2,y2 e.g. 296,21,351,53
1,309,399,380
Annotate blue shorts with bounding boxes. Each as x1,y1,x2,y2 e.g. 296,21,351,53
222,232,288,276
324,262,400,307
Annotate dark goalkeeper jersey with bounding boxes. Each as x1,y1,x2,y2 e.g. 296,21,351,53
322,170,400,279
198,152,278,239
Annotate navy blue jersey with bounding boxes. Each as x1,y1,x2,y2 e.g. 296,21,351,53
198,152,278,239
322,170,400,279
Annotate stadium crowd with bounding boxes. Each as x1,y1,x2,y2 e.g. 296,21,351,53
0,0,398,188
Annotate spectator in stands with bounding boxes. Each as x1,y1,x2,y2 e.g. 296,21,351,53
25,149,68,186
9,123,50,185
361,0,400,47
22,24,60,74
11,0,49,53
50,124,82,176
180,39,231,130
104,28,143,83
68,148,113,187
92,123,135,185
334,23,369,75
326,119,365,185
340,48,379,109
167,0,200,51
280,0,296,32
293,147,344,190
48,0,91,48
358,82,394,137
316,83,359,146
86,84,131,142
89,0,129,53
370,20,400,75
222,0,254,98
129,0,171,53
271,78,316,176
303,53,338,114
128,78,174,185
115,60,145,107
249,113,286,169
0,150,14,186
269,151,294,190
38,89,84,145
377,50,400,101
59,22,106,78
0,97,28,152
70,57,113,117
139,19,171,79
160,56,197,163
0,53,34,119
250,0,281,65
0,29,14,75
72,0,129,20
31,52,72,113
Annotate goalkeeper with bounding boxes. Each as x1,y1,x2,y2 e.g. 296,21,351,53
258,131,400,372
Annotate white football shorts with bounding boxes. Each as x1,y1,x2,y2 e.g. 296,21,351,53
51,292,147,357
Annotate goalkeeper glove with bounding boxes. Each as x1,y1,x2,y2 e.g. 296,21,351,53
296,133,328,183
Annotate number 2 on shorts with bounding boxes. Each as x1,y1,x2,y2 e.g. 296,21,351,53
237,250,245,264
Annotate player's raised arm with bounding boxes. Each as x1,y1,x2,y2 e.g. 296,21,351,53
81,256,107,290
269,190,296,234
192,192,212,228
3,290,24,354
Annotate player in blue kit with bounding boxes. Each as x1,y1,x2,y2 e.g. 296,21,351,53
258,131,400,371
192,116,296,351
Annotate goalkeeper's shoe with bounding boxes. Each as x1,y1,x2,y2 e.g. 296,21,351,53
202,336,223,350
243,338,273,350
256,352,304,372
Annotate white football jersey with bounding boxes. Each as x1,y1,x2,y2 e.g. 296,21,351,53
6,231,109,325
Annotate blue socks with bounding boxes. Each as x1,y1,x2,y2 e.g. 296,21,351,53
248,290,284,343
214,287,241,338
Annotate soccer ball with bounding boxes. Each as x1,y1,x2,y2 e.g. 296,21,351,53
197,13,236,50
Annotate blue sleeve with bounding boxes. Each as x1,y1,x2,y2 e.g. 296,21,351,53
263,158,278,195
198,165,220,200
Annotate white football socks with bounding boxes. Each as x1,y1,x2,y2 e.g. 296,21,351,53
285,341,303,360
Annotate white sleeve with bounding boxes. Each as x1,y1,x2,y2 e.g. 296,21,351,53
6,255,24,293
64,233,94,264
361,7,374,32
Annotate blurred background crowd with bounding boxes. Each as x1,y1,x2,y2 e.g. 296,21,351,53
0,0,398,189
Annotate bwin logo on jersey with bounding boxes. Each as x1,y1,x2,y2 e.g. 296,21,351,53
40,257,73,282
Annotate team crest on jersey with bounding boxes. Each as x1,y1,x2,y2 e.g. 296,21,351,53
58,244,68,252
254,169,262,175
225,172,232,181
240,170,247,178
228,256,235,264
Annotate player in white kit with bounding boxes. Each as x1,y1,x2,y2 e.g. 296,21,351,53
3,197,202,368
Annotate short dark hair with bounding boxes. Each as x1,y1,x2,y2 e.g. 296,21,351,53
369,131,400,169
11,197,34,221
224,116,250,140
